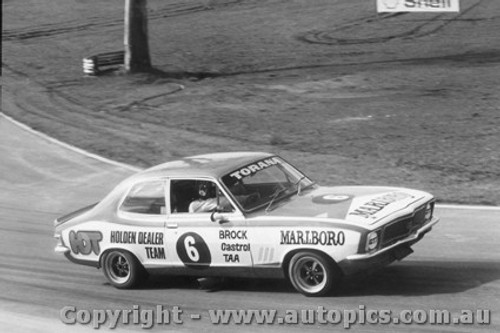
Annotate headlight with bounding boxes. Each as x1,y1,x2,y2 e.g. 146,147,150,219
365,231,379,252
424,202,434,222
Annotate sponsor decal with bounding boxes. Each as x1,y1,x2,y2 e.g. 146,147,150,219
110,231,164,245
349,192,413,218
229,157,280,180
377,0,460,12
219,230,250,263
145,247,166,259
280,230,345,246
69,231,103,255
176,232,211,268
312,194,352,204
109,231,165,260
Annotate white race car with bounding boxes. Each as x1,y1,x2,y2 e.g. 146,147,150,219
54,152,438,296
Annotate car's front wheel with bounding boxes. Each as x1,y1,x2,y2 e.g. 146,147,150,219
102,250,144,289
288,251,339,297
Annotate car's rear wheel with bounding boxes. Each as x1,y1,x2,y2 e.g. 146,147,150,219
102,250,144,289
288,251,339,297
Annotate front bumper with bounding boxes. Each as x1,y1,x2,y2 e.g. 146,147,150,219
338,216,439,275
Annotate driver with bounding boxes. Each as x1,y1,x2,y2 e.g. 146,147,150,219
189,181,232,213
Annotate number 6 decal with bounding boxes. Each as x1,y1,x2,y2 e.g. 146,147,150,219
184,236,200,262
176,232,211,268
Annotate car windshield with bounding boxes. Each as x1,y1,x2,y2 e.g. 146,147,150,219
221,156,315,212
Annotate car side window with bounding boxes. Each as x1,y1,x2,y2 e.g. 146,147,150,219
170,179,235,214
120,180,166,215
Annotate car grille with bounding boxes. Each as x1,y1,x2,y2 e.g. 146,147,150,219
381,205,428,247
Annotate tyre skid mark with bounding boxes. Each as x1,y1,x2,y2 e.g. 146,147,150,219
5,66,142,147
297,0,485,45
3,0,243,42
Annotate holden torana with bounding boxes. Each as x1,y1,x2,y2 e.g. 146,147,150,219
54,152,439,296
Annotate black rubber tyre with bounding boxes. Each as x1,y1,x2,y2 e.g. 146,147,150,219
102,250,144,289
288,251,339,297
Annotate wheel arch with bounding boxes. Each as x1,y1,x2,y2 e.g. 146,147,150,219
281,248,343,279
98,247,145,271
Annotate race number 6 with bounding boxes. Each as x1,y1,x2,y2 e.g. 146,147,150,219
176,232,211,268
184,236,200,262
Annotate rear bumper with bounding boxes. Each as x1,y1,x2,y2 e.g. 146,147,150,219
338,216,439,275
54,235,99,267
55,243,70,254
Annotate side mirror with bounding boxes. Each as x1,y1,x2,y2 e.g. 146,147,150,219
211,211,229,224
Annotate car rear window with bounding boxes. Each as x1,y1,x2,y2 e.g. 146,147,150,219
120,180,166,215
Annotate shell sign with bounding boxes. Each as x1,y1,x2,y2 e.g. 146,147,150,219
377,0,460,12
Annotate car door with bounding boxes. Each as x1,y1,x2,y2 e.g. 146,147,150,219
164,177,253,274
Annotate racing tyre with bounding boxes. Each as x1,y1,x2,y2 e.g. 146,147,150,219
288,251,339,297
102,250,144,289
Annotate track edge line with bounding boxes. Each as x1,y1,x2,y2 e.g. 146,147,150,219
1,112,142,173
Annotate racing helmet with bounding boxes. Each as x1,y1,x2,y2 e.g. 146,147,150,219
198,181,216,199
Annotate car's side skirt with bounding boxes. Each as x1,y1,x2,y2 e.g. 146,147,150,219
144,265,284,279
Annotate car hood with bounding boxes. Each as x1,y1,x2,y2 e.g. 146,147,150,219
264,186,430,225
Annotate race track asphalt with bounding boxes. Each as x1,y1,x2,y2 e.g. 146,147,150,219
0,114,499,332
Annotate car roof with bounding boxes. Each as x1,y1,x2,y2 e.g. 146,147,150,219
132,151,275,181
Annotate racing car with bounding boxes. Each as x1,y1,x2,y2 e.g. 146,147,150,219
54,152,438,296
